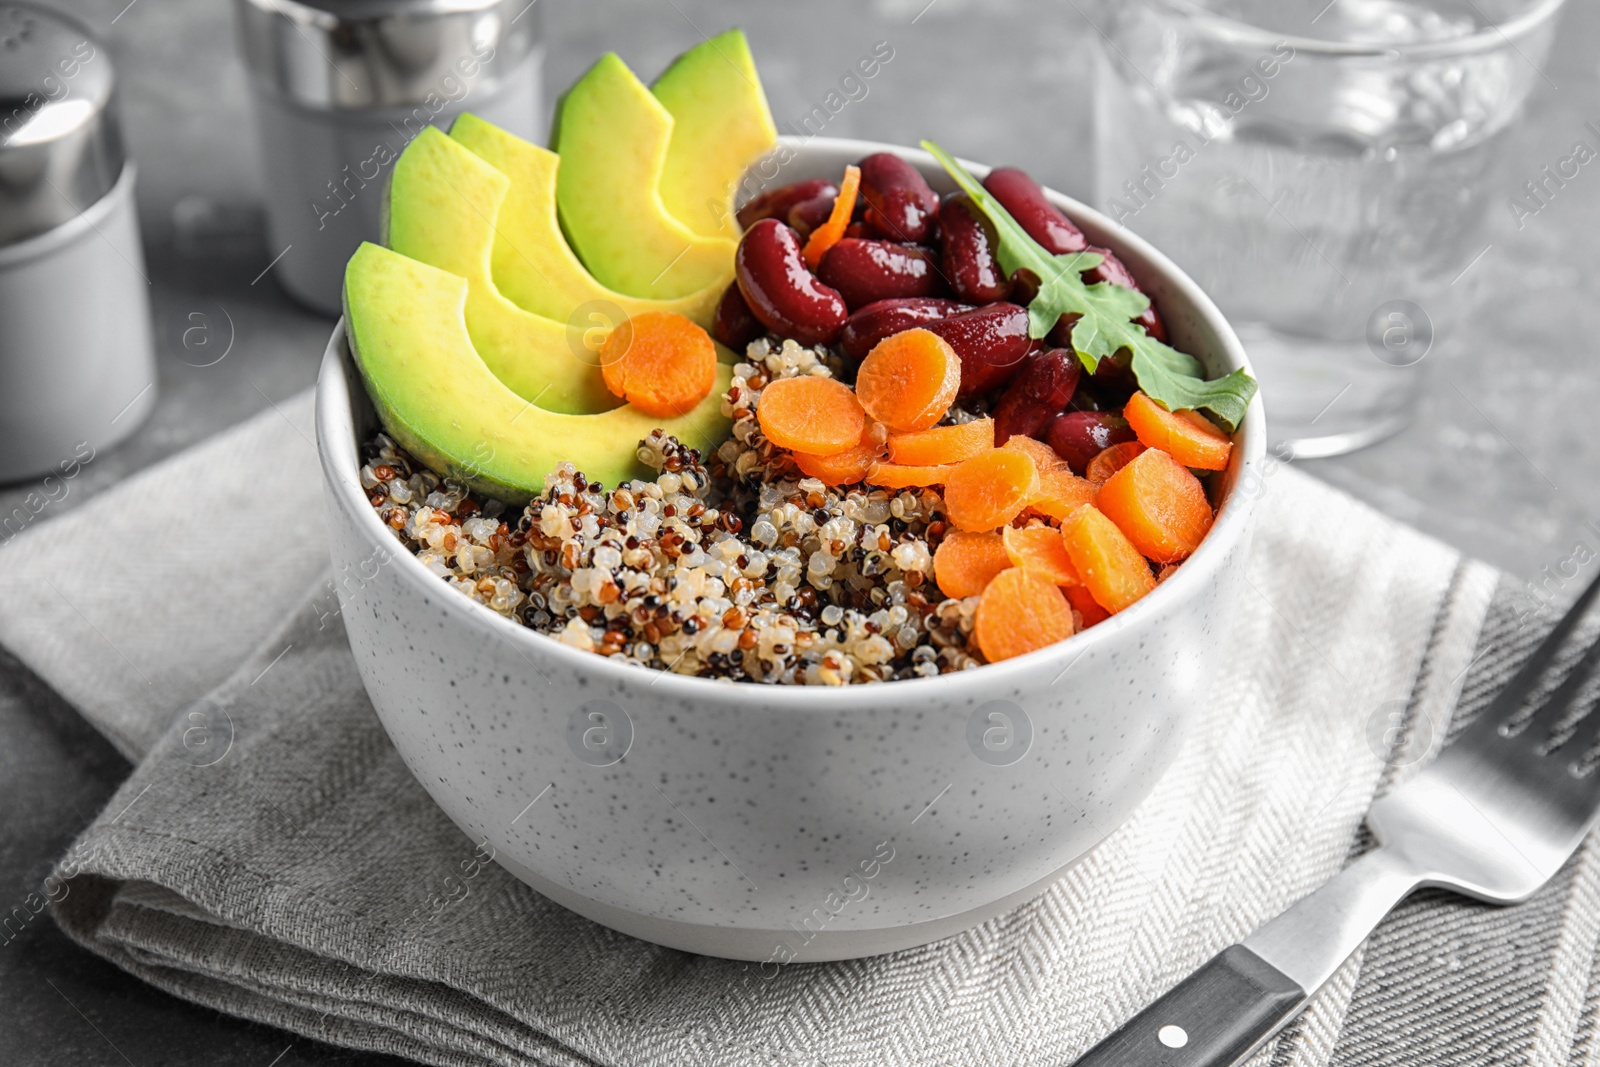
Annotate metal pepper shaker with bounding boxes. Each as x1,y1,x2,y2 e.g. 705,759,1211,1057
233,0,544,315
0,1,156,484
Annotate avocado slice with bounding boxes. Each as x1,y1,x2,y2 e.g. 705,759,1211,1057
652,29,777,242
385,127,617,415
446,113,721,330
344,242,733,502
553,53,737,300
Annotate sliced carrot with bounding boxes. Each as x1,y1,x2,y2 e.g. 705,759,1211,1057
867,461,954,489
794,448,873,486
1001,435,1070,472
1065,584,1110,628
757,375,866,455
1096,448,1214,563
792,421,887,486
887,417,993,466
1028,466,1097,521
1086,440,1147,487
802,164,861,269
855,328,962,432
974,567,1077,664
933,530,1012,599
1060,504,1156,614
1002,526,1080,586
598,311,717,417
942,449,1040,532
1122,391,1233,471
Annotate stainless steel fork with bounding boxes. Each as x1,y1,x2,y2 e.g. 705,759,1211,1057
1072,572,1600,1067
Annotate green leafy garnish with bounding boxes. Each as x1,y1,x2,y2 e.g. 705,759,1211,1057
921,140,1257,432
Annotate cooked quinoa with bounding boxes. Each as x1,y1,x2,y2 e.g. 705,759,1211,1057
359,338,1016,684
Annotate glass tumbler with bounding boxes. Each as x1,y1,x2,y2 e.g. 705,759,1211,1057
1093,0,1567,457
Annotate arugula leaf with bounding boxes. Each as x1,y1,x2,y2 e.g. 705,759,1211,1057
921,140,1257,432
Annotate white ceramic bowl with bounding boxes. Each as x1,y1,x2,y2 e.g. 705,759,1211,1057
315,136,1264,962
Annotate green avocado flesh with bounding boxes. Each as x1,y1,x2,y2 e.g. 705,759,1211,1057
445,113,722,330
343,243,733,502
553,53,736,300
651,29,777,242
384,127,617,415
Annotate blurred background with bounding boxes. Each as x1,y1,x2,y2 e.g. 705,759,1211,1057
3,0,1600,1061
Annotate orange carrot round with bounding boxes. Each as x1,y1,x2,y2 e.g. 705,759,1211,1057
1002,526,1080,587
1122,391,1233,471
1065,584,1110,628
756,375,866,455
855,328,962,433
1086,440,1147,487
1060,504,1156,615
942,449,1040,532
802,164,861,268
1028,467,1097,521
598,311,717,417
1001,435,1069,472
933,530,1012,599
1096,447,1214,562
975,567,1077,664
792,421,887,486
887,418,993,466
867,461,954,489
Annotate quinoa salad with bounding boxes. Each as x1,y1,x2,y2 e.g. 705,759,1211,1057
344,42,1255,686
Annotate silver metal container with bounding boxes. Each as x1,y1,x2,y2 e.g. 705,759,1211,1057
0,1,156,484
234,0,544,314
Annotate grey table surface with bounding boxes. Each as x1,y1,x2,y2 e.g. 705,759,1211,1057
3,0,1599,1063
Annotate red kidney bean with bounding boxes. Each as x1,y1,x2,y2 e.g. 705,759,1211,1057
1084,247,1168,342
991,348,1081,444
735,218,848,348
982,166,1086,254
1009,268,1042,308
816,238,947,311
923,302,1037,399
939,194,1010,305
736,178,839,231
711,282,764,351
838,297,971,362
1044,411,1137,475
786,194,836,239
1028,341,1122,412
1049,412,1139,473
858,152,939,244
1047,320,1140,401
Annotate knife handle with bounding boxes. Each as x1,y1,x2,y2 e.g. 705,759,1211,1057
1068,945,1306,1067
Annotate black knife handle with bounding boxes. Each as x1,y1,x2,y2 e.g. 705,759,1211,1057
1069,945,1307,1067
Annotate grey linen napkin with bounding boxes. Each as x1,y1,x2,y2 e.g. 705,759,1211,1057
2,388,1595,1066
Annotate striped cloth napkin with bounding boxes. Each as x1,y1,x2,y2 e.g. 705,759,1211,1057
1,388,1593,1067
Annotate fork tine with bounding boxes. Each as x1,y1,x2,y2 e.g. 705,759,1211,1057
1557,696,1600,770
1517,629,1600,739
1474,570,1600,736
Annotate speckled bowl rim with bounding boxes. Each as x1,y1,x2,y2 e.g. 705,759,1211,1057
316,135,1265,708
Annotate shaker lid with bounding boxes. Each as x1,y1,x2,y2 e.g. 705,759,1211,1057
0,1,124,246
233,0,540,111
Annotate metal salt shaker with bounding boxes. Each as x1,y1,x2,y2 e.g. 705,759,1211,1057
233,0,544,315
0,1,156,484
